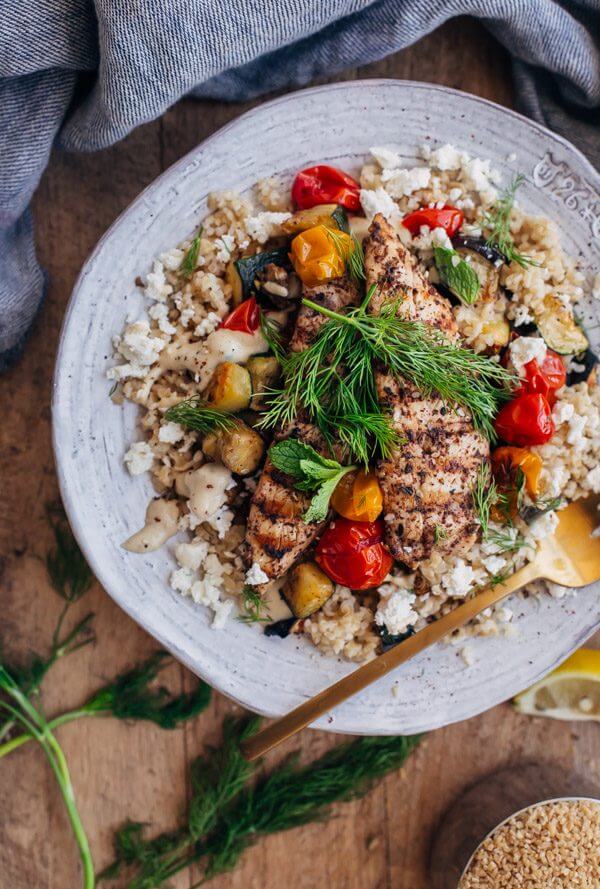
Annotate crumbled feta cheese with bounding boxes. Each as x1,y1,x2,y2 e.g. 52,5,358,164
381,166,431,198
509,336,547,376
528,510,559,540
412,225,453,252
496,606,513,623
194,311,221,338
206,505,234,539
179,307,195,327
359,187,401,223
511,304,534,327
482,554,507,575
370,146,403,169
460,645,474,667
214,234,235,262
149,302,176,335
441,559,477,598
429,143,466,171
169,566,196,595
245,562,270,586
106,361,147,382
375,588,418,635
159,247,185,271
117,320,166,366
245,212,291,244
461,157,499,200
145,260,173,302
123,441,154,475
158,421,185,444
175,539,209,571
587,466,600,492
566,413,587,447
552,400,575,426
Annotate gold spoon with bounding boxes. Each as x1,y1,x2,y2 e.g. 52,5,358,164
242,494,600,761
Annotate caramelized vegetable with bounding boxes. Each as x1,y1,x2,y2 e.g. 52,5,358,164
282,203,339,235
330,469,383,523
202,419,265,476
492,446,543,508
283,562,334,618
289,224,352,286
206,362,252,412
247,355,281,410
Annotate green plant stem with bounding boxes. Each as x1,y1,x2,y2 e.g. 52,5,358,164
0,668,95,888
0,708,96,758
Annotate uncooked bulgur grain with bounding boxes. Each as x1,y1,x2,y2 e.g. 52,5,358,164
459,799,600,888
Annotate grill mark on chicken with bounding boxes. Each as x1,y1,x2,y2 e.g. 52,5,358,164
244,276,359,579
365,214,489,569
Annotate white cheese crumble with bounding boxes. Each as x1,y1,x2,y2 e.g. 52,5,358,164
123,441,154,475
359,187,401,224
441,559,478,599
369,146,404,169
149,302,176,335
175,539,209,572
194,311,221,337
508,336,547,376
412,225,453,252
528,510,559,540
428,143,466,171
145,260,173,302
380,166,431,198
245,212,291,244
116,320,166,366
179,307,195,327
158,421,185,444
245,562,270,586
586,466,600,492
375,587,417,635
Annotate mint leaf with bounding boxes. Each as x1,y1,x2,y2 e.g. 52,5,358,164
270,440,339,478
433,246,480,305
303,476,342,523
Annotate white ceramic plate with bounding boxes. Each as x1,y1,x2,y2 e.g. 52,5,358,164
53,80,600,735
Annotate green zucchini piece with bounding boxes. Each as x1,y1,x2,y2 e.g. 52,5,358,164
331,205,350,233
233,248,290,301
535,294,589,355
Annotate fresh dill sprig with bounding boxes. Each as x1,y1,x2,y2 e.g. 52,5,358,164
259,311,286,363
485,526,528,554
179,225,203,279
483,176,540,268
472,463,504,538
101,716,422,886
0,652,212,759
260,289,514,462
238,585,271,624
165,396,237,434
326,227,366,282
269,439,356,523
521,495,564,523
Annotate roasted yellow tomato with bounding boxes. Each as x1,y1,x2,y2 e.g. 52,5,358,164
330,469,383,523
491,446,543,521
289,224,352,287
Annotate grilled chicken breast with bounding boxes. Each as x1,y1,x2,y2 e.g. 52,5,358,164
244,276,359,579
365,213,489,569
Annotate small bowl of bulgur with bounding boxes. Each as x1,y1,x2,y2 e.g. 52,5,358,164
459,797,600,888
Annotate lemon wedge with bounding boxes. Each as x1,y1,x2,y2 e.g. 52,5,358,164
513,649,600,722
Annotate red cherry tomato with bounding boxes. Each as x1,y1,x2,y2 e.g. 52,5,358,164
402,205,464,237
219,297,260,334
315,518,393,590
494,394,555,446
291,165,361,212
514,350,566,406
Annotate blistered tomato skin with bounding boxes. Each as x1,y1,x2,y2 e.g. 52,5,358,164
402,205,464,237
514,351,566,406
494,394,555,447
315,518,393,590
219,297,260,334
291,165,361,212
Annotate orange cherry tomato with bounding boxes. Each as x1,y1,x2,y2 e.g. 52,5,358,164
219,297,260,334
402,205,464,237
315,518,393,590
289,224,351,286
494,393,554,447
492,445,543,500
291,165,361,211
330,469,383,523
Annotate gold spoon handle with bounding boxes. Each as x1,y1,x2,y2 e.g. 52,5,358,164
242,560,541,761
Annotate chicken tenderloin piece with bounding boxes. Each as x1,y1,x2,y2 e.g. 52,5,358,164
244,276,360,580
364,213,489,570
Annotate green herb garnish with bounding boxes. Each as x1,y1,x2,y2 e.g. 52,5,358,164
472,462,504,538
238,585,271,624
483,176,539,268
433,246,481,305
165,396,236,434
433,524,448,544
259,310,286,363
270,439,356,523
260,287,514,463
179,225,203,278
326,227,366,282
102,716,422,885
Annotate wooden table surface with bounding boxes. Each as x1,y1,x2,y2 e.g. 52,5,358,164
1,18,598,889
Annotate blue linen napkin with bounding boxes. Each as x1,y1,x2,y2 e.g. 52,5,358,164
1,0,598,370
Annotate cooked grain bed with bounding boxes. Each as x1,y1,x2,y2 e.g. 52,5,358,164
459,800,600,888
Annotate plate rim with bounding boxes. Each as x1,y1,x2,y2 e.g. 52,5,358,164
52,78,600,735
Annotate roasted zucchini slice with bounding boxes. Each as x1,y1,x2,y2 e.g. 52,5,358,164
206,362,252,412
282,203,339,235
228,248,290,303
535,294,589,355
247,355,281,410
202,419,265,476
